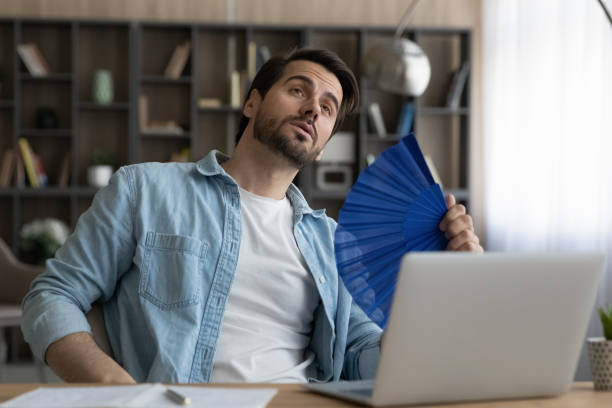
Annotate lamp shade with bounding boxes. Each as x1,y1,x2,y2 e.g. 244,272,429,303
362,38,431,96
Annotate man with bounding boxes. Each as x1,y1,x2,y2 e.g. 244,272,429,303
22,48,482,384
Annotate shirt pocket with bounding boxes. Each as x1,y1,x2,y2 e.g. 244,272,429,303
139,231,209,310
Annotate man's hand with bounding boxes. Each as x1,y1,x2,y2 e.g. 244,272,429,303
439,194,483,253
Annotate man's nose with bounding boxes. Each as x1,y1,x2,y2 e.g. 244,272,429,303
300,97,320,121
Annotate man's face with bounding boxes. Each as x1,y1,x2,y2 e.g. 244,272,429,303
246,60,343,169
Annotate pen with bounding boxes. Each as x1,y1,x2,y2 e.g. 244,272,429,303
165,388,191,405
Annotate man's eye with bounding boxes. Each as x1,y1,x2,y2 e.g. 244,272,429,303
292,88,304,96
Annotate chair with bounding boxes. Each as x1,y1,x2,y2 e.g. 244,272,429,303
0,238,42,304
0,237,113,381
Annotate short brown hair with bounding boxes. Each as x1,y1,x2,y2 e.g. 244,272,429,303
235,48,360,142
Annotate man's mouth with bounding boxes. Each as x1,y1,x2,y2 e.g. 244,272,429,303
290,120,315,141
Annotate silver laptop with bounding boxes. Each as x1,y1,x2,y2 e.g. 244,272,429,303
304,252,604,406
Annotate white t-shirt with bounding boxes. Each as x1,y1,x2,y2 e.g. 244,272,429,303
210,187,320,383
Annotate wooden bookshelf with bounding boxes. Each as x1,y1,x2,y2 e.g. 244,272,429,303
0,18,472,257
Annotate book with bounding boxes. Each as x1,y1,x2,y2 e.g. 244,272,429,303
18,138,39,187
29,44,51,74
57,152,71,188
197,98,222,108
256,45,271,71
424,155,443,188
247,42,272,81
143,120,184,136
17,44,43,76
0,148,15,187
446,61,470,109
395,101,415,137
247,41,257,81
33,153,48,187
365,153,376,167
139,94,184,135
139,95,149,131
17,43,50,76
230,70,248,108
163,41,191,79
169,148,190,162
367,102,387,137
14,152,24,187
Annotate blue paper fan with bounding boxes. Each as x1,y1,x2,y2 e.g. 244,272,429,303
335,133,448,329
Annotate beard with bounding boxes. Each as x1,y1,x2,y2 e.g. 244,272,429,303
252,112,323,169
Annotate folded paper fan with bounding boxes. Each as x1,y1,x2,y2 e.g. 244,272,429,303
335,133,448,329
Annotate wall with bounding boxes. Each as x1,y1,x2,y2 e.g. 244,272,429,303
0,0,485,242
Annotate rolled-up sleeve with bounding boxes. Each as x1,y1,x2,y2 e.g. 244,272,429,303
21,166,136,362
342,300,382,380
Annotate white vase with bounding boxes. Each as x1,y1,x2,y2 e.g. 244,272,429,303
87,165,113,188
587,337,612,391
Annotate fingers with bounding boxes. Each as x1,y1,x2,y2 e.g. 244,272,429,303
439,202,467,232
439,196,484,253
445,194,456,209
444,213,473,240
446,230,483,252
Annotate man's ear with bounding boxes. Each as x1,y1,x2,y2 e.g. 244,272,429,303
243,89,262,119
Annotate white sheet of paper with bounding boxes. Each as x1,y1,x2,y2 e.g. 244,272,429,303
0,384,278,408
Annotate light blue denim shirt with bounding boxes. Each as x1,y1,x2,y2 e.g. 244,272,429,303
21,151,382,383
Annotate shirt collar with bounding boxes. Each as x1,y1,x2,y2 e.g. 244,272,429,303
194,150,326,219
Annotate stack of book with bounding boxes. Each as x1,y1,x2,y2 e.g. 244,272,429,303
0,139,70,188
139,95,185,135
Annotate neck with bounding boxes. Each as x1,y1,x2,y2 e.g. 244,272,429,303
221,131,299,200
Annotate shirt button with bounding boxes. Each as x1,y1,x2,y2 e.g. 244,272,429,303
319,276,326,284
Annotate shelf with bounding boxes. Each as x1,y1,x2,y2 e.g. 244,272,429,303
197,105,242,113
142,75,192,85
0,18,472,243
7,187,72,197
20,129,72,138
72,186,103,196
19,73,73,82
443,188,470,201
0,100,14,109
0,187,101,197
78,101,130,111
0,188,16,197
419,106,470,115
140,131,191,139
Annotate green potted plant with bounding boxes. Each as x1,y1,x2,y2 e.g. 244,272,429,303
19,218,69,265
587,306,612,391
87,149,117,188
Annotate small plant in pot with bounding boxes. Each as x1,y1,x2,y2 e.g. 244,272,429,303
19,218,69,265
587,306,612,391
87,149,117,188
